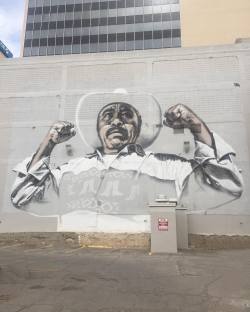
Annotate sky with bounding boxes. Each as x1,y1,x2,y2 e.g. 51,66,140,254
0,0,25,57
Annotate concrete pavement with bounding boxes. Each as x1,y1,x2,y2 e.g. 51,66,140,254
0,245,250,312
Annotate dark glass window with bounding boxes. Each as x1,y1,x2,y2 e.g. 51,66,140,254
64,36,72,45
34,22,41,30
43,6,50,14
35,7,42,15
109,1,116,9
50,6,58,13
74,3,82,11
144,15,152,23
153,30,162,39
117,33,125,41
135,0,143,6
57,21,65,29
90,35,98,43
163,29,171,38
81,36,89,44
100,18,108,26
24,39,32,47
48,38,56,46
117,0,125,8
32,38,39,46
73,20,81,28
126,15,134,24
28,7,35,15
108,33,116,42
91,2,100,10
100,1,108,9
83,3,91,10
135,15,143,23
66,4,74,12
126,32,134,41
117,16,125,24
99,34,107,42
162,13,171,21
91,18,99,26
73,36,81,44
41,22,49,30
135,32,143,40
49,21,56,29
26,23,33,31
172,28,181,37
126,0,134,7
82,19,90,27
56,37,63,45
65,20,73,28
144,31,152,39
58,5,65,13
40,38,48,46
108,17,116,25
171,12,180,20
153,13,161,22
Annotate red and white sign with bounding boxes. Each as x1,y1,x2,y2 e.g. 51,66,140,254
158,218,168,231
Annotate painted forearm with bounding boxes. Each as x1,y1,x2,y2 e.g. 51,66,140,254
29,135,55,170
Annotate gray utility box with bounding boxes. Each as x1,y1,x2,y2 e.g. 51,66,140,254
149,202,188,253
149,202,178,253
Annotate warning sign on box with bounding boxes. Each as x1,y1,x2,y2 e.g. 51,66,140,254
158,218,168,231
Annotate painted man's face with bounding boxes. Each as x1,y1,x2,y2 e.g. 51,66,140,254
97,102,141,154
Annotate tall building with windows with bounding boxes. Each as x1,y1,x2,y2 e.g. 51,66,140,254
0,40,13,59
22,0,181,57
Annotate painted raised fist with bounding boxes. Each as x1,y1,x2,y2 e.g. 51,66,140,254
163,104,202,133
48,121,76,144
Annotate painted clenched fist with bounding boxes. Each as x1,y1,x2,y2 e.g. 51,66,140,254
163,104,202,133
48,121,76,144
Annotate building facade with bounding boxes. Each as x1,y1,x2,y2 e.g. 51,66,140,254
0,40,13,59
181,0,250,47
22,0,181,57
1,42,250,237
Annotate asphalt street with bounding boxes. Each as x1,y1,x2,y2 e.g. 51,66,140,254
0,245,250,312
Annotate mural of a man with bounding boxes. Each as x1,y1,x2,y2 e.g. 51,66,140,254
11,101,243,221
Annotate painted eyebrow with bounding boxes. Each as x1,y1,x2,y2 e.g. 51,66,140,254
119,105,134,112
100,107,115,116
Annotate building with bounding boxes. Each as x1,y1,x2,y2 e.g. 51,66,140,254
181,0,250,47
0,40,13,59
22,0,181,57
21,0,250,57
1,41,250,246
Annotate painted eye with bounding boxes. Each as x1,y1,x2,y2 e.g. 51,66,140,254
103,112,113,121
121,111,133,119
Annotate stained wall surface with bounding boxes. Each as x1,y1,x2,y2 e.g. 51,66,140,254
0,43,250,234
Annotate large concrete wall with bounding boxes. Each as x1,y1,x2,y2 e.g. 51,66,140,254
181,0,250,47
0,43,250,235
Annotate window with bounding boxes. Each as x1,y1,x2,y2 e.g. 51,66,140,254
66,4,74,12
117,33,125,41
48,38,56,46
56,37,63,45
64,36,72,45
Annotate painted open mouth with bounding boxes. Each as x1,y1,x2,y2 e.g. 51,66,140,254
107,127,127,137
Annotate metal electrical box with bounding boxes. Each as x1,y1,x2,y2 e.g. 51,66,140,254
149,200,178,253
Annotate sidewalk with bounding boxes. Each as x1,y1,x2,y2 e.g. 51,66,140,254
0,245,250,312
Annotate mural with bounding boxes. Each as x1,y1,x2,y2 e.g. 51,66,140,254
10,91,243,219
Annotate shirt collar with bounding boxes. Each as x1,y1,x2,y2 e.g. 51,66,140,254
88,143,146,161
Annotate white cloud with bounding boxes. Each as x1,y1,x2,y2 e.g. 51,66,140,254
0,2,24,57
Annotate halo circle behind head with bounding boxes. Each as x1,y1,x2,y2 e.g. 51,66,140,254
75,91,162,150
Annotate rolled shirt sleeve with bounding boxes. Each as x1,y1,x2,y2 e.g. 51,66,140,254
193,132,243,197
11,156,55,208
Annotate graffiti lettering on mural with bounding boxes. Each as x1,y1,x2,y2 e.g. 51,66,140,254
11,92,243,217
